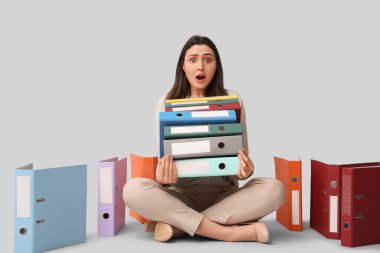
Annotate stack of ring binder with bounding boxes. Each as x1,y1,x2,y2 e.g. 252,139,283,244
160,95,243,178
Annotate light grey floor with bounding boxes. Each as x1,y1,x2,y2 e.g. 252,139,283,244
49,214,379,253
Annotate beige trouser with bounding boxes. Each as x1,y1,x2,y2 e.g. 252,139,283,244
123,177,285,236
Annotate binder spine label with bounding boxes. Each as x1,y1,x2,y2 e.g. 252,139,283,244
172,105,210,111
172,140,210,155
291,190,300,225
191,111,229,118
170,101,205,106
170,125,209,134
17,176,31,218
330,195,338,233
176,160,210,175
100,167,113,204
341,174,351,216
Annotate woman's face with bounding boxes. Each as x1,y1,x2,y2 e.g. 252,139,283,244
182,44,217,92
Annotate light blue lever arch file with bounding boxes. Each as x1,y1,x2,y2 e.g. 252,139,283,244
14,163,87,253
174,156,239,178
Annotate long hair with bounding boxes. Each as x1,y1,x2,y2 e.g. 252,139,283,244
166,35,227,99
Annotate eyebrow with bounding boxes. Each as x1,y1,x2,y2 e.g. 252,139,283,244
187,53,214,57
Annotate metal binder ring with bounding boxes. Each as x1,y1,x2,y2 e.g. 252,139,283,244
36,198,45,203
354,214,364,219
354,194,364,199
36,219,45,224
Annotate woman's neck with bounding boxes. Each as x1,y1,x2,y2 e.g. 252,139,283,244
190,87,206,98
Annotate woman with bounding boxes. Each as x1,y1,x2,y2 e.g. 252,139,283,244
123,35,285,243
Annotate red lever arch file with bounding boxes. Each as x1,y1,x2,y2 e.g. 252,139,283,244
341,165,380,247
310,159,380,239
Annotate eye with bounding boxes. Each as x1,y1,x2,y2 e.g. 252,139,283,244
190,58,197,63
204,58,212,63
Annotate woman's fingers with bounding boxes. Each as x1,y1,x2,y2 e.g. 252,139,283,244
169,156,178,184
238,150,254,176
237,155,246,179
157,157,164,182
157,156,177,184
172,161,177,182
240,166,247,178
237,165,243,179
164,155,169,183
238,152,251,179
169,156,174,183
239,150,253,167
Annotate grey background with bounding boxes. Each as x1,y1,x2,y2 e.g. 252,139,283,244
1,0,379,252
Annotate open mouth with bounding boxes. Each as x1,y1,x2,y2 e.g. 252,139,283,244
196,74,206,80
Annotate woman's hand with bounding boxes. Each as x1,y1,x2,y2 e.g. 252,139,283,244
156,155,178,185
237,149,254,180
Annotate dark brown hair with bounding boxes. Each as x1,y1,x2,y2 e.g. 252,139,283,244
166,35,228,99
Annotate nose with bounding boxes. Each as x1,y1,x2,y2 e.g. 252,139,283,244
197,60,204,71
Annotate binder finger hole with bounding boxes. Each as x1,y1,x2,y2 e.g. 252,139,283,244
217,104,223,108
20,228,27,235
219,163,226,170
103,213,110,219
343,222,349,229
218,126,225,131
176,113,183,117
218,142,225,149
